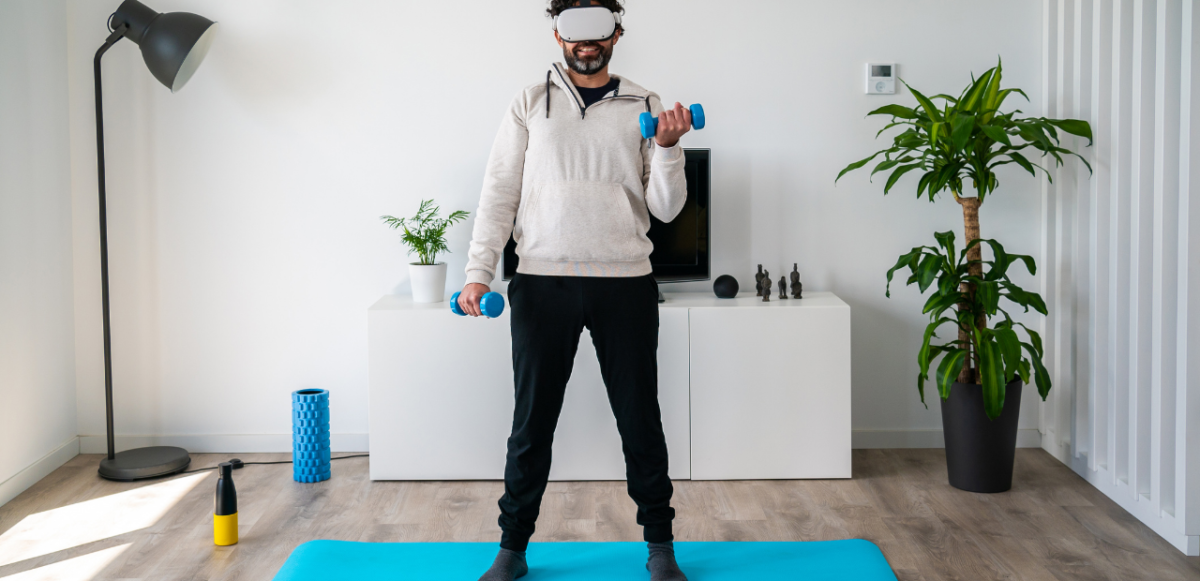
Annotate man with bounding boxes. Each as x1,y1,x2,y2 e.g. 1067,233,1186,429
457,1,692,579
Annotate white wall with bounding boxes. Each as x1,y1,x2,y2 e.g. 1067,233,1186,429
1039,0,1199,555
0,0,80,507
64,0,1047,453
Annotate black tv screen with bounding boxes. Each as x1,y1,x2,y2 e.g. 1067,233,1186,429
502,148,710,282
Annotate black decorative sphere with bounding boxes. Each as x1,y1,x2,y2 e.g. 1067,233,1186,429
713,274,739,298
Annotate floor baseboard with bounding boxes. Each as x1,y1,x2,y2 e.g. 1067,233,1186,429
0,437,79,508
78,433,369,454
77,431,1038,454
852,428,1042,449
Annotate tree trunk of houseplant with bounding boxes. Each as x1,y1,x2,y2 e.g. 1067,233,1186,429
942,380,1023,492
409,262,447,303
956,195,984,384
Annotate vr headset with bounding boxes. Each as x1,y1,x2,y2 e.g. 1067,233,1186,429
554,0,622,43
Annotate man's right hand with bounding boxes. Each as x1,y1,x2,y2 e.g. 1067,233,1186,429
457,283,491,317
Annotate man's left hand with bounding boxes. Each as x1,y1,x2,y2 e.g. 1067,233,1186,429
654,102,691,148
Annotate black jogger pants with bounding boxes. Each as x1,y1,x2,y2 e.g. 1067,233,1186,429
497,273,675,551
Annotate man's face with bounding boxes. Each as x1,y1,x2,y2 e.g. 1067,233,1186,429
557,32,619,75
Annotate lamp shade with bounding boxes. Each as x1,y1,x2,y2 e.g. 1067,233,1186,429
112,0,218,92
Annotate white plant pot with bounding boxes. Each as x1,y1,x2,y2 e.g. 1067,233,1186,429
409,262,447,303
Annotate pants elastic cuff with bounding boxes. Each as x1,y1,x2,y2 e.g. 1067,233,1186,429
500,531,531,552
643,523,673,544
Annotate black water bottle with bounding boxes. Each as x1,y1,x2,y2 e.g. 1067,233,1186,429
214,462,238,545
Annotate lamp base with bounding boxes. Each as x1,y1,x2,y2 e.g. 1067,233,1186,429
98,446,191,481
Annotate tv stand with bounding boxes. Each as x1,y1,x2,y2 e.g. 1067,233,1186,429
368,291,851,480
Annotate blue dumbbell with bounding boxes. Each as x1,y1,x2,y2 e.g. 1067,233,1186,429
450,291,505,319
640,103,706,139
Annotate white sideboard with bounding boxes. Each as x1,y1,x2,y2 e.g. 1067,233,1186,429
368,291,851,481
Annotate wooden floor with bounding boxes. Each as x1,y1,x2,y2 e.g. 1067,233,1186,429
0,449,1197,580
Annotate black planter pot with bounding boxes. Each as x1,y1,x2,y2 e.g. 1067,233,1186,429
941,380,1022,493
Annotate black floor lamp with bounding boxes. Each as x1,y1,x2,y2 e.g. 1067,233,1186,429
95,0,218,481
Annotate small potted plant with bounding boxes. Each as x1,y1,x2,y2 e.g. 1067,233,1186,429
837,59,1092,492
381,199,469,303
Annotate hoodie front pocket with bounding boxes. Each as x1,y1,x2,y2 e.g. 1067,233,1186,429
519,181,644,263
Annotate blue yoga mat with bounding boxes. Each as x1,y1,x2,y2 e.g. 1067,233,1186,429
271,540,897,580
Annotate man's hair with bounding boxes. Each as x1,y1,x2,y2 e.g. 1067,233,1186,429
547,0,626,35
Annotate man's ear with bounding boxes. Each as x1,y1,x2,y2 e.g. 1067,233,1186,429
554,30,565,49
611,29,621,45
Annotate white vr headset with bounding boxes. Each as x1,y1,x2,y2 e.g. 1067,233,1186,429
554,1,621,43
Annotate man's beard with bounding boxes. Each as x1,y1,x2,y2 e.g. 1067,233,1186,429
563,42,612,75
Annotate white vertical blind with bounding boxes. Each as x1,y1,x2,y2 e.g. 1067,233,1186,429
1042,0,1200,556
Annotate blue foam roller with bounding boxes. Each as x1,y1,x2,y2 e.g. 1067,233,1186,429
294,471,331,484
294,427,330,436
293,419,329,427
293,418,329,426
293,447,330,456
292,389,331,483
293,445,329,453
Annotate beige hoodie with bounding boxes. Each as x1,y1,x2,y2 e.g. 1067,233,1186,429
464,63,688,286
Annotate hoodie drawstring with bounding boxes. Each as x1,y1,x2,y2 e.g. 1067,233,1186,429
546,70,552,119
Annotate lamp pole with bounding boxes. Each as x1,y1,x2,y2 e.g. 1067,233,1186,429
94,24,127,464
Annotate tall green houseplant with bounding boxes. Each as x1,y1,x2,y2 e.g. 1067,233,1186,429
836,59,1092,420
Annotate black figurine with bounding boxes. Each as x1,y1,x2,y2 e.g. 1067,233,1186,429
791,263,803,299
761,269,771,302
779,276,788,299
755,264,765,295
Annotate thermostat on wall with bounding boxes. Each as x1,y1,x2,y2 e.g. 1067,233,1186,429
866,63,896,94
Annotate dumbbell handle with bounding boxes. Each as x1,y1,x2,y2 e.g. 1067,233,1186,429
450,291,505,319
640,103,706,140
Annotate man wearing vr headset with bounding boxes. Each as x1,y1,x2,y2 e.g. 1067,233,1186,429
458,1,692,580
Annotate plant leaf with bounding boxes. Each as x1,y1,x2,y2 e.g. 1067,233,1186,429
995,327,1022,382
917,319,953,405
936,349,969,401
902,80,944,123
951,113,976,152
1001,283,1048,315
980,124,1013,146
884,163,924,194
916,253,942,292
975,330,1007,420
923,290,963,317
886,248,923,297
961,67,995,112
836,151,884,183
869,104,921,119
1022,342,1053,399
1047,118,1094,145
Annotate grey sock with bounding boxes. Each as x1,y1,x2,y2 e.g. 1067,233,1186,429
646,541,688,581
477,548,528,581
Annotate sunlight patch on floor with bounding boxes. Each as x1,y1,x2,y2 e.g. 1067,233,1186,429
1,544,131,581
0,473,208,567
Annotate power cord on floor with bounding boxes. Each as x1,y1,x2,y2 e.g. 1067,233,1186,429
182,454,369,474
